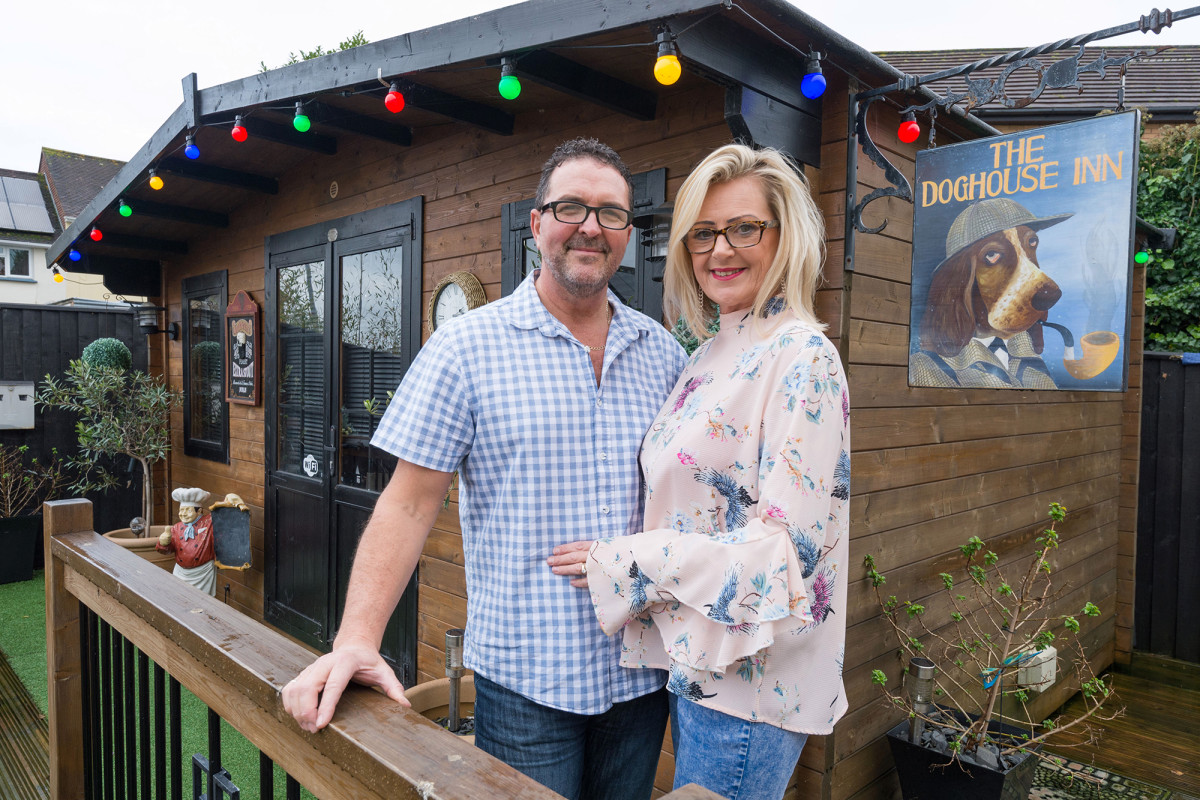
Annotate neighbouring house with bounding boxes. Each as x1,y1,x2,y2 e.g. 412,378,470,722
0,167,61,304
44,1,1159,796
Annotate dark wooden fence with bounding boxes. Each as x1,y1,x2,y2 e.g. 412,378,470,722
0,303,148,537
1136,352,1200,662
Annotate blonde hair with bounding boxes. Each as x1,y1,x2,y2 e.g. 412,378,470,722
665,144,827,341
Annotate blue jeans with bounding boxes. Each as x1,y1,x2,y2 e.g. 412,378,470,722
473,674,668,800
670,693,808,800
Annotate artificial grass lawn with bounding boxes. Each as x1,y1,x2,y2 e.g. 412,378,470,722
0,571,314,800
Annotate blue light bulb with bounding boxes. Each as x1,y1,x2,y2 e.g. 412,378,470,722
69,249,81,262
184,135,200,160
801,72,827,100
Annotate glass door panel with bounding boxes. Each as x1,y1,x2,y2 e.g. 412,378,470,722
277,260,326,478
338,246,404,491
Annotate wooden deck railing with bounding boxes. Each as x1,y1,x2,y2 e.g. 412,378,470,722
44,498,718,800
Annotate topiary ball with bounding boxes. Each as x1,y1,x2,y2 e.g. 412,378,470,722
81,337,133,371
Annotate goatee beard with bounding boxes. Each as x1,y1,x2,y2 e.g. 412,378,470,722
542,235,614,297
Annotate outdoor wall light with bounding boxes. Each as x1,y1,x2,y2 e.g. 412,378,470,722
654,32,682,86
184,135,200,160
801,52,827,99
634,201,675,262
385,82,405,113
134,303,179,340
231,115,248,142
498,58,522,100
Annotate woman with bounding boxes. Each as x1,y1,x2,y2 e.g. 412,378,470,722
551,144,849,800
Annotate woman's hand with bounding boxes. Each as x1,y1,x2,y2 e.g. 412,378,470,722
548,540,593,588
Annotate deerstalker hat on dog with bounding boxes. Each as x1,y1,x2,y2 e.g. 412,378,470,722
939,198,1073,265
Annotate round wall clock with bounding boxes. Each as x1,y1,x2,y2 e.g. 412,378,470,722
429,271,487,331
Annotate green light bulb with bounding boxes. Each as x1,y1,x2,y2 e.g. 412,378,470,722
294,113,311,133
1134,251,1149,264
498,74,521,101
119,201,132,217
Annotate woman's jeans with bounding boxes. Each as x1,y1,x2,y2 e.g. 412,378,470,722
670,692,808,800
473,674,668,800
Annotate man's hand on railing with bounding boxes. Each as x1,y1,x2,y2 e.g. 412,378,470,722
281,637,410,733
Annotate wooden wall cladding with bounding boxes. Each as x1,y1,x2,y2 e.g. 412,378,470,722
832,96,1137,800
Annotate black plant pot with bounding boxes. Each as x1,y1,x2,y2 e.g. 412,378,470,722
0,514,41,584
887,717,1039,800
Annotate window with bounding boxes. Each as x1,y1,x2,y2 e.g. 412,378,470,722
501,169,666,322
182,271,229,462
0,246,31,278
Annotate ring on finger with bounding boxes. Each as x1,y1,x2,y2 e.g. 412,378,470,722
580,561,587,576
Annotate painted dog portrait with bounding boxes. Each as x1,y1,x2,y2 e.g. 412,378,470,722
909,198,1073,389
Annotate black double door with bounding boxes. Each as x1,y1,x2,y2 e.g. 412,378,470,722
264,200,422,683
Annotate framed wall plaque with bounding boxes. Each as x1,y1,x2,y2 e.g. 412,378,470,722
226,290,261,405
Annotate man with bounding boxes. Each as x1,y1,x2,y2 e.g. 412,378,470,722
282,138,687,800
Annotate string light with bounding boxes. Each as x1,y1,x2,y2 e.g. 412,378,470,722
68,248,82,262
385,83,405,113
801,52,826,99
498,58,521,100
653,32,682,86
184,135,200,160
90,227,103,242
1134,251,1150,264
148,169,164,191
119,200,132,217
231,115,248,142
53,267,64,283
897,111,921,144
293,102,311,132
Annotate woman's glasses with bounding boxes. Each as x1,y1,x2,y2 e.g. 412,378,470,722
683,220,779,254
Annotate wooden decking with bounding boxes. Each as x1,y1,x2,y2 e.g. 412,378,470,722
0,650,48,800
1047,653,1200,799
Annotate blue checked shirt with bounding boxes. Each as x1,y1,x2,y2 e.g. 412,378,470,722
371,271,687,714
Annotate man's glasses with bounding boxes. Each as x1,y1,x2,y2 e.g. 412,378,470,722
683,220,779,254
539,200,633,230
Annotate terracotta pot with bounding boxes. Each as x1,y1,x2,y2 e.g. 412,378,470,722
103,526,176,573
405,674,476,744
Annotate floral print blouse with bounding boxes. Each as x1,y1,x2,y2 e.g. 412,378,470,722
588,305,850,734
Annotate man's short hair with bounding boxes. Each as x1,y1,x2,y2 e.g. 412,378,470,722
533,138,635,209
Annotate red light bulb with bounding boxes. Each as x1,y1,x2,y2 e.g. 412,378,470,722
898,119,921,144
231,115,248,142
385,86,405,114
90,227,103,242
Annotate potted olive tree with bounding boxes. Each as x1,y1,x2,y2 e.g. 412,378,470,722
0,444,73,582
38,338,180,562
863,503,1122,800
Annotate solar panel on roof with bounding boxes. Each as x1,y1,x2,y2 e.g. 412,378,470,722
0,177,54,234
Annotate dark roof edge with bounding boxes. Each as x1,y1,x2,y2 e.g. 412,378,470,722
753,0,999,139
198,0,723,115
48,104,188,265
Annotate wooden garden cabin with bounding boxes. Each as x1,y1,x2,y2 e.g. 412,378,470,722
46,1,1145,797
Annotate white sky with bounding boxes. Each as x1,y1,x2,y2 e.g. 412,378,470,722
3,0,1195,171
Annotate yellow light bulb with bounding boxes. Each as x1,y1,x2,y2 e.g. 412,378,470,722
654,54,681,86
149,174,164,191
54,272,65,283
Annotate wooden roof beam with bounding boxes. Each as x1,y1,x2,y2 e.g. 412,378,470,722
502,50,658,121
88,232,189,255
235,116,338,155
388,79,514,135
117,199,229,228
305,101,413,147
158,157,278,194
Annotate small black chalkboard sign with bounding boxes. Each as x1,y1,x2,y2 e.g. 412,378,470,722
210,494,252,571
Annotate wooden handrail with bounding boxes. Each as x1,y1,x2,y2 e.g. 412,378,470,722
43,499,720,800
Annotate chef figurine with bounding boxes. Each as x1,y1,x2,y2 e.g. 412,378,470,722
157,487,216,595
